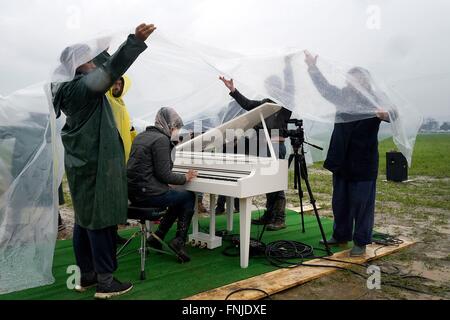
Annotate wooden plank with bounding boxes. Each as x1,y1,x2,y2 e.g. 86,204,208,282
289,205,322,213
185,238,415,300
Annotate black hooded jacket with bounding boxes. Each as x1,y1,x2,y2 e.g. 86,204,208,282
127,126,186,203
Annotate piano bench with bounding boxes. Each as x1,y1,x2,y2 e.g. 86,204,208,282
117,206,173,280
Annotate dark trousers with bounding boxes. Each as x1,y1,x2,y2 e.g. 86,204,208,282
73,224,118,276
216,196,240,211
132,189,195,241
266,141,287,214
332,174,376,246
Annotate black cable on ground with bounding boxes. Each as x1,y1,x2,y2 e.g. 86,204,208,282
225,288,271,300
372,232,404,246
262,234,441,297
220,222,440,298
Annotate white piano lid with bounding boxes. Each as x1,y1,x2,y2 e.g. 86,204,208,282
177,102,281,152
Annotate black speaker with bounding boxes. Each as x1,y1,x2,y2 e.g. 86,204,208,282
386,151,408,182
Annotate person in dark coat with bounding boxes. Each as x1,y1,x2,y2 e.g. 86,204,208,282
218,56,294,231
52,23,156,299
127,108,198,263
304,51,390,257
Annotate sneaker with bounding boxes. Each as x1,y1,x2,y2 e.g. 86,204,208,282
198,202,209,214
215,206,225,215
74,277,98,293
319,237,348,246
266,221,287,231
147,234,163,251
350,245,367,257
94,278,133,300
169,237,191,263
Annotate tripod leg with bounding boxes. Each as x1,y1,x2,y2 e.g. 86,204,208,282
297,146,332,256
296,155,306,233
300,163,332,256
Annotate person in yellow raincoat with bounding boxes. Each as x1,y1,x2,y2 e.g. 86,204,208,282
106,76,138,246
106,76,137,163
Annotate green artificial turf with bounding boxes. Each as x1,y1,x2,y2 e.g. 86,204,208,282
1,210,343,300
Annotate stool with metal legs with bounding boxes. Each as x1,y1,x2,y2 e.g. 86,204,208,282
117,206,176,280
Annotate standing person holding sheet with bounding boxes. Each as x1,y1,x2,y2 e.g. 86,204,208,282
53,24,156,299
304,50,390,257
218,55,294,231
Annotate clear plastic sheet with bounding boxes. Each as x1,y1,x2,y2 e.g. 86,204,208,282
0,83,64,294
107,31,422,164
0,35,108,294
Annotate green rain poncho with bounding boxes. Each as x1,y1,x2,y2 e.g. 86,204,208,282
53,34,147,230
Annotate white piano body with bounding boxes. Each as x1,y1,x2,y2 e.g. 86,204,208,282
173,103,289,268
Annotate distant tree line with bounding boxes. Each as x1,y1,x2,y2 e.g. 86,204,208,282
420,118,450,132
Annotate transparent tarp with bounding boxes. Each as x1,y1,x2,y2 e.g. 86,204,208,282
113,31,422,164
0,83,63,294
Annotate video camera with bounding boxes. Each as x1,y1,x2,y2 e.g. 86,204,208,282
286,119,305,149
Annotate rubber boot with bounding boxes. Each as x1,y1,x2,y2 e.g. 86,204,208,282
147,207,177,249
251,210,275,225
267,198,287,231
169,211,194,263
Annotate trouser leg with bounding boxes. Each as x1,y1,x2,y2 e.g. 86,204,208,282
265,192,277,215
349,180,376,246
73,224,95,278
331,175,353,242
86,226,118,285
217,196,226,210
272,192,286,223
234,198,240,211
82,226,117,285
270,142,287,222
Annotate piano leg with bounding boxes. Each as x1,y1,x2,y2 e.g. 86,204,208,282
239,197,252,268
188,193,200,246
209,194,217,240
226,197,234,232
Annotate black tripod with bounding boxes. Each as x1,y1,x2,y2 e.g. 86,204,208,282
287,121,332,256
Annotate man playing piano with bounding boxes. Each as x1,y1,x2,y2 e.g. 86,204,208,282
218,56,294,231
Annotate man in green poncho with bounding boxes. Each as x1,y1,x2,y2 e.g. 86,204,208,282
52,23,156,299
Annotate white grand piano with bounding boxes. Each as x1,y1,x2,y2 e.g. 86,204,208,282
173,103,288,268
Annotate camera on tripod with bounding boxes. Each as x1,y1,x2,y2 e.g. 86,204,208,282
286,119,305,149
285,118,331,254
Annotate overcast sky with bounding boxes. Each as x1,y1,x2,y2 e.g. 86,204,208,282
1,0,449,120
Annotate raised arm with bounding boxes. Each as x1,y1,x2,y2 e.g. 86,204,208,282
84,26,155,97
219,76,269,111
283,54,296,108
70,24,155,102
304,51,346,107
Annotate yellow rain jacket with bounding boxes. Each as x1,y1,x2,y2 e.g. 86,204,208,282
106,75,137,163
